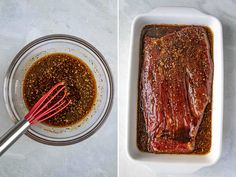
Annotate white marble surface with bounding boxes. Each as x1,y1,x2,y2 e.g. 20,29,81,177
119,0,236,176
0,0,117,177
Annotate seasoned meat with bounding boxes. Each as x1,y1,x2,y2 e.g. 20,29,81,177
140,27,213,153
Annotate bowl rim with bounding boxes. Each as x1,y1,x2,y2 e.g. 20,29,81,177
4,34,114,146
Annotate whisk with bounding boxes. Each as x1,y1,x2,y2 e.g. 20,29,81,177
0,81,71,156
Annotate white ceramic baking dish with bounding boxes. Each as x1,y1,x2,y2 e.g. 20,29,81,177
127,7,223,174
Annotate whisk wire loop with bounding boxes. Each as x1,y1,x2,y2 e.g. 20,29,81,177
25,81,72,125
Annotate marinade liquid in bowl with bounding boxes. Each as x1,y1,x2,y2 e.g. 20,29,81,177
4,34,113,145
23,53,97,128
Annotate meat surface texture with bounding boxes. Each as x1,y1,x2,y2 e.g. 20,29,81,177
140,27,213,153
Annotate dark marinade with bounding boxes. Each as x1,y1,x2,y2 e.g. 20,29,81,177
23,53,97,127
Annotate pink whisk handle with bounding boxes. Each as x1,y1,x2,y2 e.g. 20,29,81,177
0,119,30,156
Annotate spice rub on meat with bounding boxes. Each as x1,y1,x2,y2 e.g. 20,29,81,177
139,26,213,153
23,53,97,127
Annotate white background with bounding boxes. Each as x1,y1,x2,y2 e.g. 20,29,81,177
119,0,236,177
0,0,117,177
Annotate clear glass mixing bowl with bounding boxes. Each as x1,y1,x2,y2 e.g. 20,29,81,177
4,34,113,145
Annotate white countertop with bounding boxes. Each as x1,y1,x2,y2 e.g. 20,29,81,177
119,0,236,176
0,0,117,177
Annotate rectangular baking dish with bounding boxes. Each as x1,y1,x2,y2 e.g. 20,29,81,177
127,7,223,174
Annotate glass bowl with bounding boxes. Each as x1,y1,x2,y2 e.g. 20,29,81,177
4,34,113,145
